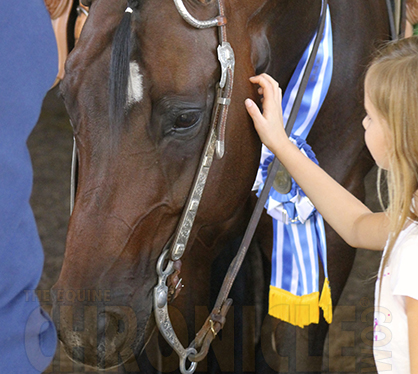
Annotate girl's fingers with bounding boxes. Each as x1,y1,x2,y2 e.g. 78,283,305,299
260,74,282,104
250,73,279,89
247,74,286,148
250,74,282,114
256,73,278,88
252,76,277,114
251,74,277,96
245,98,264,124
250,74,280,97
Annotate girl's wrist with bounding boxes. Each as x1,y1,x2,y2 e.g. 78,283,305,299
269,135,294,159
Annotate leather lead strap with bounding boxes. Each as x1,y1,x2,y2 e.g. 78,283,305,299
385,0,406,39
189,0,329,362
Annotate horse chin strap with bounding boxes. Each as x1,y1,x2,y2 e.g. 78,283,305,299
153,1,234,373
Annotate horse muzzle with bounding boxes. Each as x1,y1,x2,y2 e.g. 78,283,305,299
51,287,150,369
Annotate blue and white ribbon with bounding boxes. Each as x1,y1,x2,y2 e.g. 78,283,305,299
253,5,333,326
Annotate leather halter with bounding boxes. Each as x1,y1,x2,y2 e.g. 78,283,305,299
386,0,407,39
153,1,235,372
69,1,235,370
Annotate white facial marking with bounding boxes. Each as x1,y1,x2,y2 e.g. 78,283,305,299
126,61,143,107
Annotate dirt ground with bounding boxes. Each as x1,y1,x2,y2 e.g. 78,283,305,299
29,88,382,373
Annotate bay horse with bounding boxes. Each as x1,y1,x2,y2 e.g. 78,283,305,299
53,0,391,372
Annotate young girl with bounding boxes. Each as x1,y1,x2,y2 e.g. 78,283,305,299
245,36,418,373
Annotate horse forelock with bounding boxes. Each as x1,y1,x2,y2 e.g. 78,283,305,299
109,2,144,135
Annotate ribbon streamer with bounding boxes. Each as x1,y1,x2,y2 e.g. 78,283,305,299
253,6,333,327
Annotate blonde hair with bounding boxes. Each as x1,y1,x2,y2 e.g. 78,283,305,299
365,36,418,288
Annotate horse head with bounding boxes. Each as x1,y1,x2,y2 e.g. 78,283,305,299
52,0,288,368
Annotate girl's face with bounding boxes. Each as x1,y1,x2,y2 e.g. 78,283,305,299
362,92,392,170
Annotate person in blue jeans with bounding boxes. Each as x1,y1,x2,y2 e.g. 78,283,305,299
0,0,58,372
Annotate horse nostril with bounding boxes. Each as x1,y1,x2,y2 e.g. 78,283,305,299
96,309,130,367
97,310,126,342
97,311,108,337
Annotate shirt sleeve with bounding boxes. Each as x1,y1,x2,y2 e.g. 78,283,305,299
392,233,418,301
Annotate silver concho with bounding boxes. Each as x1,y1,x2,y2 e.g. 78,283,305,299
217,42,235,89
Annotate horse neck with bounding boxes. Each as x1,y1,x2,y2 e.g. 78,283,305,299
244,0,323,89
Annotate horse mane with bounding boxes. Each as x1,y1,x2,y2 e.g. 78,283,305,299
109,1,140,134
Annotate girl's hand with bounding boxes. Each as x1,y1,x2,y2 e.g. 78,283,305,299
245,73,288,153
245,77,390,252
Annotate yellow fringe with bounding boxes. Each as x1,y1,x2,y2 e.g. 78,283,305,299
318,278,333,324
268,278,333,328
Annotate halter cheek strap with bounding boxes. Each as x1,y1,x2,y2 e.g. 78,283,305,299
154,0,328,372
153,1,234,372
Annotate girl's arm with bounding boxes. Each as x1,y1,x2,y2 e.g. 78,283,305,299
245,73,389,250
406,296,418,374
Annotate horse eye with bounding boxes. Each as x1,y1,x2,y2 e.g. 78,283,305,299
174,112,201,130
